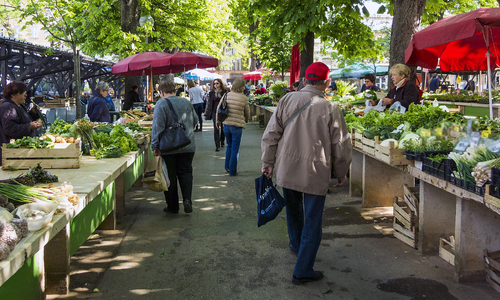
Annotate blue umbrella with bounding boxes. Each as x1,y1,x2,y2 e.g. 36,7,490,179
330,62,388,79
180,68,222,81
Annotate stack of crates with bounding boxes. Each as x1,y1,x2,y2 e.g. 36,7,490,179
393,184,419,248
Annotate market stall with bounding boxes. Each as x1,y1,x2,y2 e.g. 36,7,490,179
0,114,154,299
259,95,500,291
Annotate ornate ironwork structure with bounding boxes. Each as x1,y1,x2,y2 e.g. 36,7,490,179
0,36,121,98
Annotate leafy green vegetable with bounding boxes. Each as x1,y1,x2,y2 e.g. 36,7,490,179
6,136,53,149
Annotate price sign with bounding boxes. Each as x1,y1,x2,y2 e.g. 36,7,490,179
420,128,431,137
471,131,480,146
454,139,470,153
490,140,500,153
435,127,443,138
481,127,492,138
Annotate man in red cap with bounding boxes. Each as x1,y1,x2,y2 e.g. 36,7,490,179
261,62,352,285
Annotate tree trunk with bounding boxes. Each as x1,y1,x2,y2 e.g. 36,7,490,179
73,46,82,118
120,0,143,103
299,31,314,78
249,21,259,71
389,0,427,86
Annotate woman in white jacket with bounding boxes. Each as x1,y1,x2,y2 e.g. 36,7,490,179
216,78,250,176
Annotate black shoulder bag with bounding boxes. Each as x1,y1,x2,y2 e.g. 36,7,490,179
159,98,191,152
217,92,228,123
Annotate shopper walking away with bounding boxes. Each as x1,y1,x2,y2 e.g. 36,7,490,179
261,62,352,285
204,78,227,151
187,81,204,132
122,85,140,111
87,82,111,123
151,80,199,214
216,78,250,176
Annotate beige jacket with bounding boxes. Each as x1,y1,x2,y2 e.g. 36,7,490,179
216,91,250,128
261,86,352,196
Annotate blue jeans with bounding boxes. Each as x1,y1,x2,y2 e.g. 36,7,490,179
193,103,203,130
283,188,325,278
223,125,243,175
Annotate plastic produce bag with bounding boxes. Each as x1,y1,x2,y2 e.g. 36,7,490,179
364,99,386,114
255,175,286,227
388,101,406,114
143,156,170,192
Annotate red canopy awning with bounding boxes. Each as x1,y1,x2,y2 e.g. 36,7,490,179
111,52,172,76
405,7,500,71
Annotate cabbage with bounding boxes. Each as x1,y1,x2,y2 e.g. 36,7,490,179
380,139,398,148
398,133,420,149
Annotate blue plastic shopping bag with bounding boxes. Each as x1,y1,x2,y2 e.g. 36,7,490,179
255,174,286,227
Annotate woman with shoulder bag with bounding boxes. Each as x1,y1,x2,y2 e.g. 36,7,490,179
204,78,227,151
151,80,199,214
216,78,250,176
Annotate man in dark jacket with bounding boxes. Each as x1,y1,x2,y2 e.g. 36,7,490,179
123,85,140,111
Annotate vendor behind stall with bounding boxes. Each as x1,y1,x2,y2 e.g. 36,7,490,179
0,81,42,164
370,64,420,110
87,82,111,123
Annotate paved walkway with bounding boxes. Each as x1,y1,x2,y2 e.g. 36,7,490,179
49,121,499,300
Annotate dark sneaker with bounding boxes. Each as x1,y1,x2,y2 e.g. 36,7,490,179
183,200,193,213
292,271,324,285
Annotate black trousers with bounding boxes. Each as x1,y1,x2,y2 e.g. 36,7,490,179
211,112,225,148
193,103,203,130
161,152,195,212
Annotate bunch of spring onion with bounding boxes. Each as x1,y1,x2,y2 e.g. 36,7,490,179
0,182,49,205
449,144,500,185
472,157,500,186
75,119,95,155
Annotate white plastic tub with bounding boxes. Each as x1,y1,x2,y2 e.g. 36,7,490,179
13,202,57,231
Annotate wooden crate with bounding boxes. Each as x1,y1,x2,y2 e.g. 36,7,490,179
2,141,82,170
351,129,411,165
393,196,418,249
138,120,153,127
439,236,455,266
484,249,500,294
403,184,419,213
485,185,500,209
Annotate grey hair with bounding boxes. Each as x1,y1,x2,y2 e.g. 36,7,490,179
96,82,109,92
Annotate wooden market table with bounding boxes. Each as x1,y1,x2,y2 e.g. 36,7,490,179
350,147,500,283
0,143,152,299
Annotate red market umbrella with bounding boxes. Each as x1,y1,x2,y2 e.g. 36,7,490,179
242,68,266,80
151,51,219,73
405,7,500,118
290,43,301,88
111,51,173,76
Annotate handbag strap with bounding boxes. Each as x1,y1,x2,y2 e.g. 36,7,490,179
164,97,180,124
283,96,321,130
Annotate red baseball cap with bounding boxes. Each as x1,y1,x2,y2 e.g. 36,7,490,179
305,62,330,81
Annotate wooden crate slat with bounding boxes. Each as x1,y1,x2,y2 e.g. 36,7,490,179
393,222,415,239
485,250,500,272
3,143,80,158
485,265,500,286
351,129,411,166
3,157,81,170
439,238,455,266
394,209,413,229
393,223,417,248
393,197,416,225
486,275,500,294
